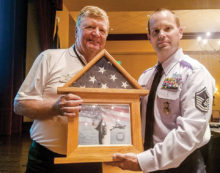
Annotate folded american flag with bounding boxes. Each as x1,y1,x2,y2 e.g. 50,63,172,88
71,56,134,89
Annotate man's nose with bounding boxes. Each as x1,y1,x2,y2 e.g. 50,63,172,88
92,28,101,36
158,30,165,39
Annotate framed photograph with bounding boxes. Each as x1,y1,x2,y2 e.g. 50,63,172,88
54,50,148,164
78,103,131,146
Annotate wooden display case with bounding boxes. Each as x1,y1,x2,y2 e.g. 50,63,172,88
54,49,148,172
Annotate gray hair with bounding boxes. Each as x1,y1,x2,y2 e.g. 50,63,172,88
76,6,109,30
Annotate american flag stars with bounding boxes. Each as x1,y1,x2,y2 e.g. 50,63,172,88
110,74,117,82
71,57,134,89
98,67,106,74
101,83,108,89
121,81,129,88
89,76,96,83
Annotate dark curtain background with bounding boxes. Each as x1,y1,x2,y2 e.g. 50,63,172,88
37,0,62,51
0,0,28,135
0,0,62,135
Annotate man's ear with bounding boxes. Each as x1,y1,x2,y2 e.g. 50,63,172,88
75,27,78,38
179,27,183,40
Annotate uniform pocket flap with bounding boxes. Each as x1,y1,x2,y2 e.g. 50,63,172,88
157,88,181,100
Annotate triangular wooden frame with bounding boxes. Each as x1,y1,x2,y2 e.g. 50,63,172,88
61,49,141,90
54,49,148,164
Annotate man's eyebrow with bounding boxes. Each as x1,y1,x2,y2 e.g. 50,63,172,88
151,27,158,30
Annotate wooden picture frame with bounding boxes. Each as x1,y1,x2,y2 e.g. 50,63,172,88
54,50,148,164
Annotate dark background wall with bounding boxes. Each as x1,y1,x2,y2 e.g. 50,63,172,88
0,0,27,135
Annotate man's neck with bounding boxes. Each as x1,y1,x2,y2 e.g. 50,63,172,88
75,44,97,63
85,52,97,62
157,47,179,63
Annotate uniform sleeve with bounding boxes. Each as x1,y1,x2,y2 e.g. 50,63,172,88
137,67,215,172
14,51,50,101
138,72,147,87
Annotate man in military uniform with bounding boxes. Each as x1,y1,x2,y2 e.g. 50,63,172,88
109,8,215,173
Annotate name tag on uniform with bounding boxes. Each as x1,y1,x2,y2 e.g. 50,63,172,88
162,73,182,89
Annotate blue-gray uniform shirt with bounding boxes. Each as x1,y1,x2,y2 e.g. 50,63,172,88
137,48,215,172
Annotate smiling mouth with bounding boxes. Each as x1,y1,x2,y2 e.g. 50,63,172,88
88,39,100,44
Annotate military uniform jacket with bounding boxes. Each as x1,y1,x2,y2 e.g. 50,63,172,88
137,48,215,172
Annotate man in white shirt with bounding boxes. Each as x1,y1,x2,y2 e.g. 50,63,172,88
109,8,215,173
14,6,109,173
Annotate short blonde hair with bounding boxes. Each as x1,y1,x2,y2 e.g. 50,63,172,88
76,6,109,30
148,8,180,34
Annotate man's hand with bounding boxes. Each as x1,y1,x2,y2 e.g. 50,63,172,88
55,93,83,117
107,153,141,171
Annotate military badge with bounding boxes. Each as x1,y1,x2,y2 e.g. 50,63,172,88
163,102,170,115
162,73,182,89
195,87,209,112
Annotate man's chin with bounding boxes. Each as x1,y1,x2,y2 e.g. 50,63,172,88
88,46,103,53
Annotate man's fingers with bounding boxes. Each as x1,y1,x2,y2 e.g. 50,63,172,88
62,112,77,117
65,93,82,100
57,94,83,116
113,153,126,161
61,100,83,107
61,105,81,113
107,153,141,171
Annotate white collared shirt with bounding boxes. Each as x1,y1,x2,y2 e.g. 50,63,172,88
137,48,215,172
14,45,84,154
74,45,88,65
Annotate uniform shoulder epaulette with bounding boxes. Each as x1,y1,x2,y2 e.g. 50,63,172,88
180,55,202,70
180,59,193,70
